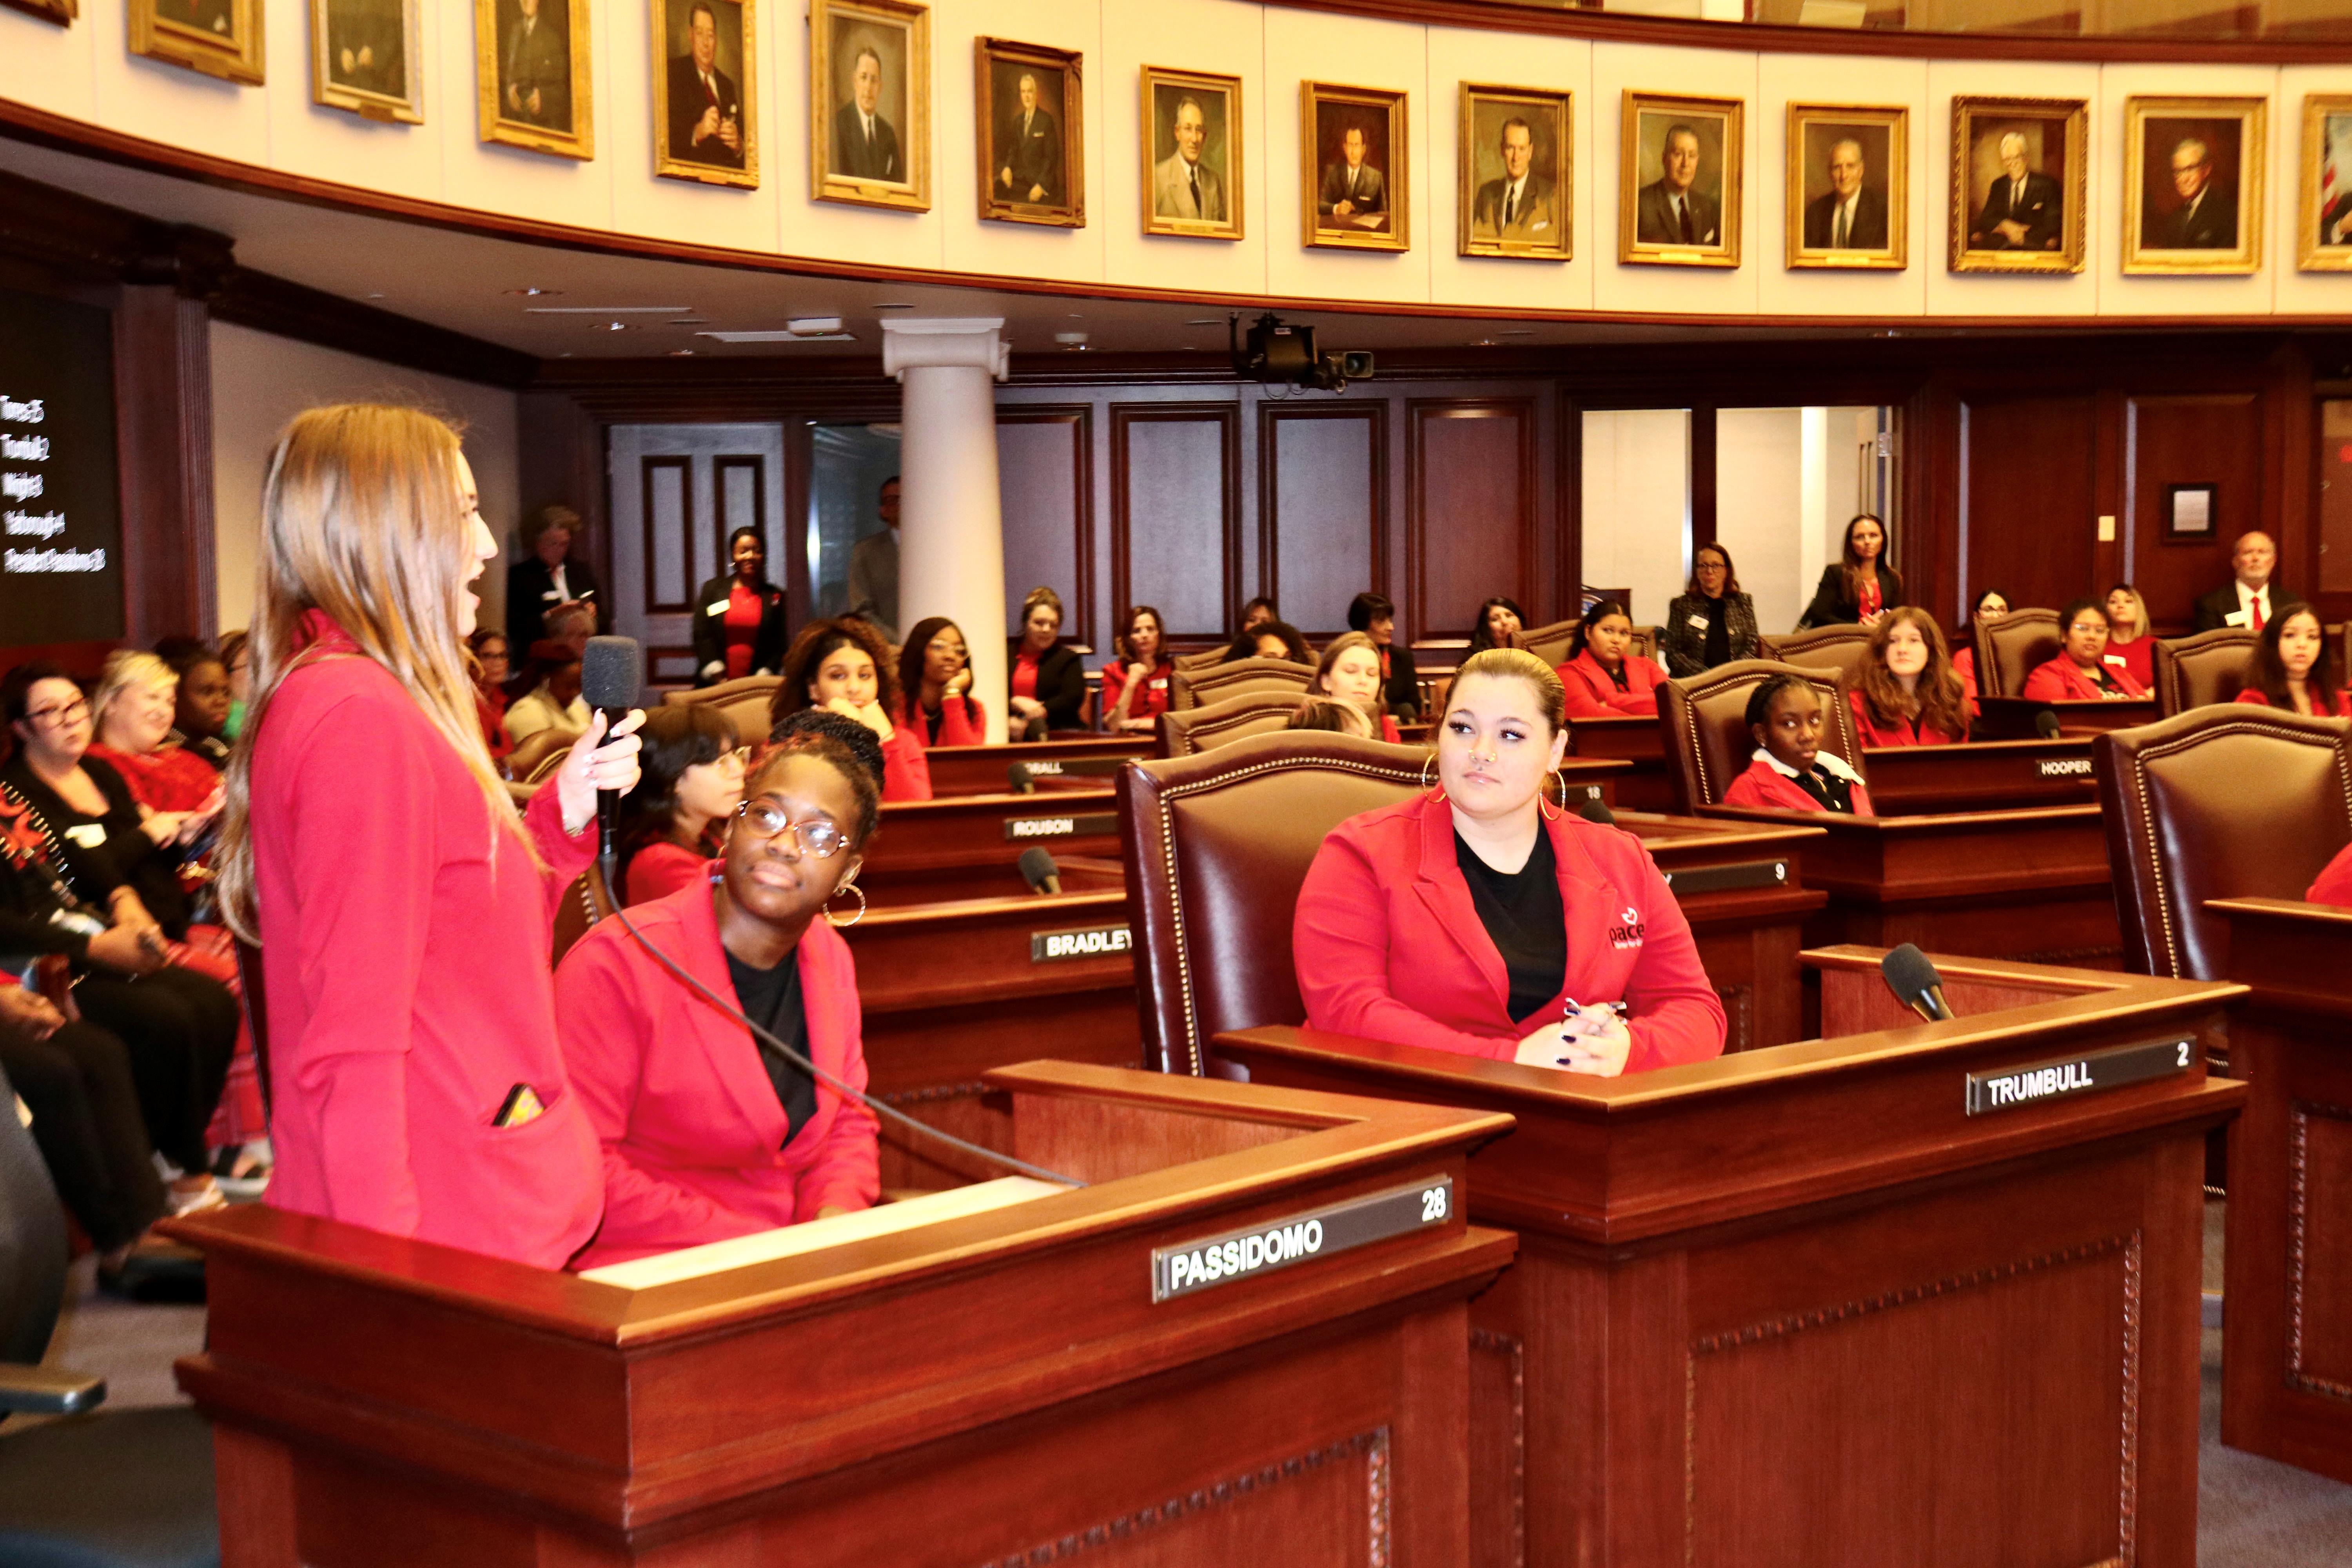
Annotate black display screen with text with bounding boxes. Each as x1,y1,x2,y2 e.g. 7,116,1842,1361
0,286,123,648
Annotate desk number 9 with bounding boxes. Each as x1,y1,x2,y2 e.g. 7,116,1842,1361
1421,1185,1448,1222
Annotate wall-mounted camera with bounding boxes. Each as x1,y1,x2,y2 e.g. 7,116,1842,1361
1229,312,1373,393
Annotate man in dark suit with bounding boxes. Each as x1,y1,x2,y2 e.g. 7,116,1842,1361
1317,126,1386,225
997,70,1061,206
831,43,900,181
666,1,742,169
2192,530,2290,633
1470,117,1559,245
1802,136,1888,251
1969,132,2062,251
1635,124,1719,247
2153,136,2236,250
327,0,404,96
501,0,568,129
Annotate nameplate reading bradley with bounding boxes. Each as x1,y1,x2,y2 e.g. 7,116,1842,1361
1964,1036,2194,1116
1151,1176,1452,1302
1003,812,1118,841
1030,924,1131,962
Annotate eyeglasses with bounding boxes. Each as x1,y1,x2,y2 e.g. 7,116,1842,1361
735,801,847,858
24,697,89,728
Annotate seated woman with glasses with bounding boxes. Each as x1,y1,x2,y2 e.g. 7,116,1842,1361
612,706,746,907
556,728,882,1269
2021,599,2146,702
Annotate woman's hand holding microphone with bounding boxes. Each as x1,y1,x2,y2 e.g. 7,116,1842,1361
555,710,647,838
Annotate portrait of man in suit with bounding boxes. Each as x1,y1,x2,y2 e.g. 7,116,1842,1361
995,68,1062,207
325,0,405,96
663,0,745,171
1969,131,2062,252
1467,109,1563,254
1318,125,1387,227
2141,127,2239,252
1804,137,1887,251
497,0,570,130
1147,76,1236,235
1303,85,1406,250
831,40,901,181
1636,123,1719,247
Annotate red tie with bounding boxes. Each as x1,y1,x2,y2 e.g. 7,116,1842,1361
2253,593,2266,632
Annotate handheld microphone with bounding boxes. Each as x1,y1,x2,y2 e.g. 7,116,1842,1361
2034,710,2063,741
1574,789,1615,826
1007,761,1034,795
1879,942,1954,1023
1017,846,1062,897
579,636,644,887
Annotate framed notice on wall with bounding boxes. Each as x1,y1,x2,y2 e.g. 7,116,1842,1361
2163,484,2217,541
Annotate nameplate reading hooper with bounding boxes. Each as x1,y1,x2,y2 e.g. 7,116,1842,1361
1964,1036,2194,1116
1151,1176,1452,1302
2037,758,2094,778
1003,811,1119,841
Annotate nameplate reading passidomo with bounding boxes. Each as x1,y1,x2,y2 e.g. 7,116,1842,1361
1151,1176,1453,1302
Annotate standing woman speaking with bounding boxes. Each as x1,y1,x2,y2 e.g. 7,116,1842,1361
216,405,644,1269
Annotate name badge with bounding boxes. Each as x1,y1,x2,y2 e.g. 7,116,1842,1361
65,823,107,849
2103,653,2126,666
2225,609,2250,628
1686,613,1710,630
706,600,730,616
543,588,562,601
1149,678,1168,692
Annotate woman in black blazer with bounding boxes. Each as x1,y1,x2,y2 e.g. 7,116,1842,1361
1007,587,1088,737
1797,513,1904,630
1661,542,1761,677
1348,592,1420,720
505,505,606,650
691,528,789,686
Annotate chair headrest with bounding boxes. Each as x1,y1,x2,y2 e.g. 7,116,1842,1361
2151,627,2257,718
1157,690,1323,757
1171,657,1316,711
1759,625,1875,684
1978,610,2061,700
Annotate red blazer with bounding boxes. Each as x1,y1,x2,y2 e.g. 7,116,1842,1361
2021,656,2146,702
624,839,714,907
249,612,602,1269
1557,650,1669,719
1952,646,1981,718
2234,686,2352,716
1293,792,1725,1072
2311,843,2352,906
2104,636,2154,690
1101,659,1174,725
554,881,880,1269
1722,755,1877,818
878,724,931,802
1847,689,1964,748
1379,713,1403,744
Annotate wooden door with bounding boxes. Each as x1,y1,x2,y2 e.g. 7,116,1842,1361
608,423,787,687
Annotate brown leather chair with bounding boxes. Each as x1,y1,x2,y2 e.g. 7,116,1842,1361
1118,732,1425,1075
1519,619,1578,666
1659,659,1864,814
1156,691,1318,757
1170,657,1314,711
1171,646,1228,674
2097,706,2352,981
550,863,618,967
1976,610,2061,699
664,674,783,747
2151,626,2258,717
503,726,579,785
1758,625,1874,686
523,744,575,786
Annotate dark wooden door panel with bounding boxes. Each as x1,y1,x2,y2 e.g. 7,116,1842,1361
641,457,692,614
1962,394,2098,615
1409,400,1534,642
1263,404,1385,640
2128,392,2264,630
998,407,1093,642
1111,403,1240,637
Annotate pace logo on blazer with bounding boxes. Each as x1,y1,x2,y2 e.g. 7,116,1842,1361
1608,904,1646,950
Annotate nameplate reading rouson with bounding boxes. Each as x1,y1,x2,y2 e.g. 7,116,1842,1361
1151,1176,1452,1302
1964,1036,2193,1116
1002,811,1118,841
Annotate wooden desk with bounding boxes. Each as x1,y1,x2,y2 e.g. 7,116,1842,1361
862,789,1123,886
166,1063,1516,1567
1700,801,2122,967
2209,897,2352,1485
1568,715,1674,812
1860,737,2101,815
925,736,1153,797
1615,812,1827,1051
1978,695,2160,739
1216,949,2246,1568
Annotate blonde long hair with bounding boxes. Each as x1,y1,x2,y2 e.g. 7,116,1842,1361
215,404,523,941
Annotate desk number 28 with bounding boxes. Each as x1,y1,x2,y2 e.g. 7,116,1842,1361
1421,1185,1448,1222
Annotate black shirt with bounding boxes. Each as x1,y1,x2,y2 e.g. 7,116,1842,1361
1,755,190,937
1454,829,1568,1026
1700,595,1730,668
726,947,817,1144
1789,765,1859,815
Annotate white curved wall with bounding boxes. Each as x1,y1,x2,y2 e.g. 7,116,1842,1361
5,0,2352,320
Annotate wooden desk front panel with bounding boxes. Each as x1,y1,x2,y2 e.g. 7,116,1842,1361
1568,715,1673,813
864,790,1125,875
1977,697,2159,740
1860,738,2101,816
925,736,1152,797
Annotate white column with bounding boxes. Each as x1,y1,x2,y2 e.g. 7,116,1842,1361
882,318,1011,744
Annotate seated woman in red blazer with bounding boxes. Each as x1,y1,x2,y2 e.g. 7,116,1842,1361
1723,675,1876,817
2233,603,2350,718
556,731,882,1269
1294,648,1725,1076
613,706,745,907
1848,608,1970,748
2312,843,2352,905
2022,599,2147,702
1311,632,1403,742
1557,601,1669,720
2102,584,2157,691
895,617,989,750
1101,605,1176,734
1951,587,2007,719
769,618,931,802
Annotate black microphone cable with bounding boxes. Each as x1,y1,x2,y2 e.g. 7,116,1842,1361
605,903,1087,1190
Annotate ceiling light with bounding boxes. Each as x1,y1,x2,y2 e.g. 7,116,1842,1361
1184,318,1223,327
668,317,708,325
1496,329,1535,337
1468,338,1497,347
366,292,386,299
608,322,628,331
694,330,857,344
525,305,691,314
786,317,844,336
504,287,562,296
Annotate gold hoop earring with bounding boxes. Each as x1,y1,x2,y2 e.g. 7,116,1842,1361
1420,752,1446,802
825,880,867,929
1539,769,1564,821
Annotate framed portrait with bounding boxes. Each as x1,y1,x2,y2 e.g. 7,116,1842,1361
976,37,1082,228
2123,96,2265,275
474,0,592,159
653,0,757,186
131,0,265,85
1303,82,1408,252
2163,483,2217,541
1619,91,1741,267
1459,84,1570,262
311,0,422,124
1949,98,2085,274
4,0,76,26
1785,103,1905,270
811,0,929,212
2299,96,2352,271
1141,65,1242,241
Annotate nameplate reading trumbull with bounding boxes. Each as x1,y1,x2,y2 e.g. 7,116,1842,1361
1152,1176,1453,1302
1964,1036,2194,1116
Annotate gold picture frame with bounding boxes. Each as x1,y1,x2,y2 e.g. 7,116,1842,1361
1458,84,1570,262
1949,96,2085,275
1141,65,1242,241
4,0,77,27
132,0,265,86
976,37,1083,228
811,0,930,212
475,0,593,159
653,0,758,187
2123,96,2265,276
1619,91,1741,268
1303,81,1408,253
2300,95,2352,272
1785,102,1906,271
311,0,423,125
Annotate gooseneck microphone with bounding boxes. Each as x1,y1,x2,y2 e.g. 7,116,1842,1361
1006,761,1034,795
579,636,645,889
2034,709,2063,741
1017,846,1062,897
1574,791,1615,827
1879,942,1954,1023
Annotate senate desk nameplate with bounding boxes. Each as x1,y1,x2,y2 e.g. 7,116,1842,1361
1029,924,1132,963
1151,1176,1453,1302
1002,811,1119,841
1964,1036,2194,1116
2037,757,2094,779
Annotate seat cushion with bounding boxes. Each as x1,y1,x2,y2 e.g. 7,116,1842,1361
0,1406,218,1568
